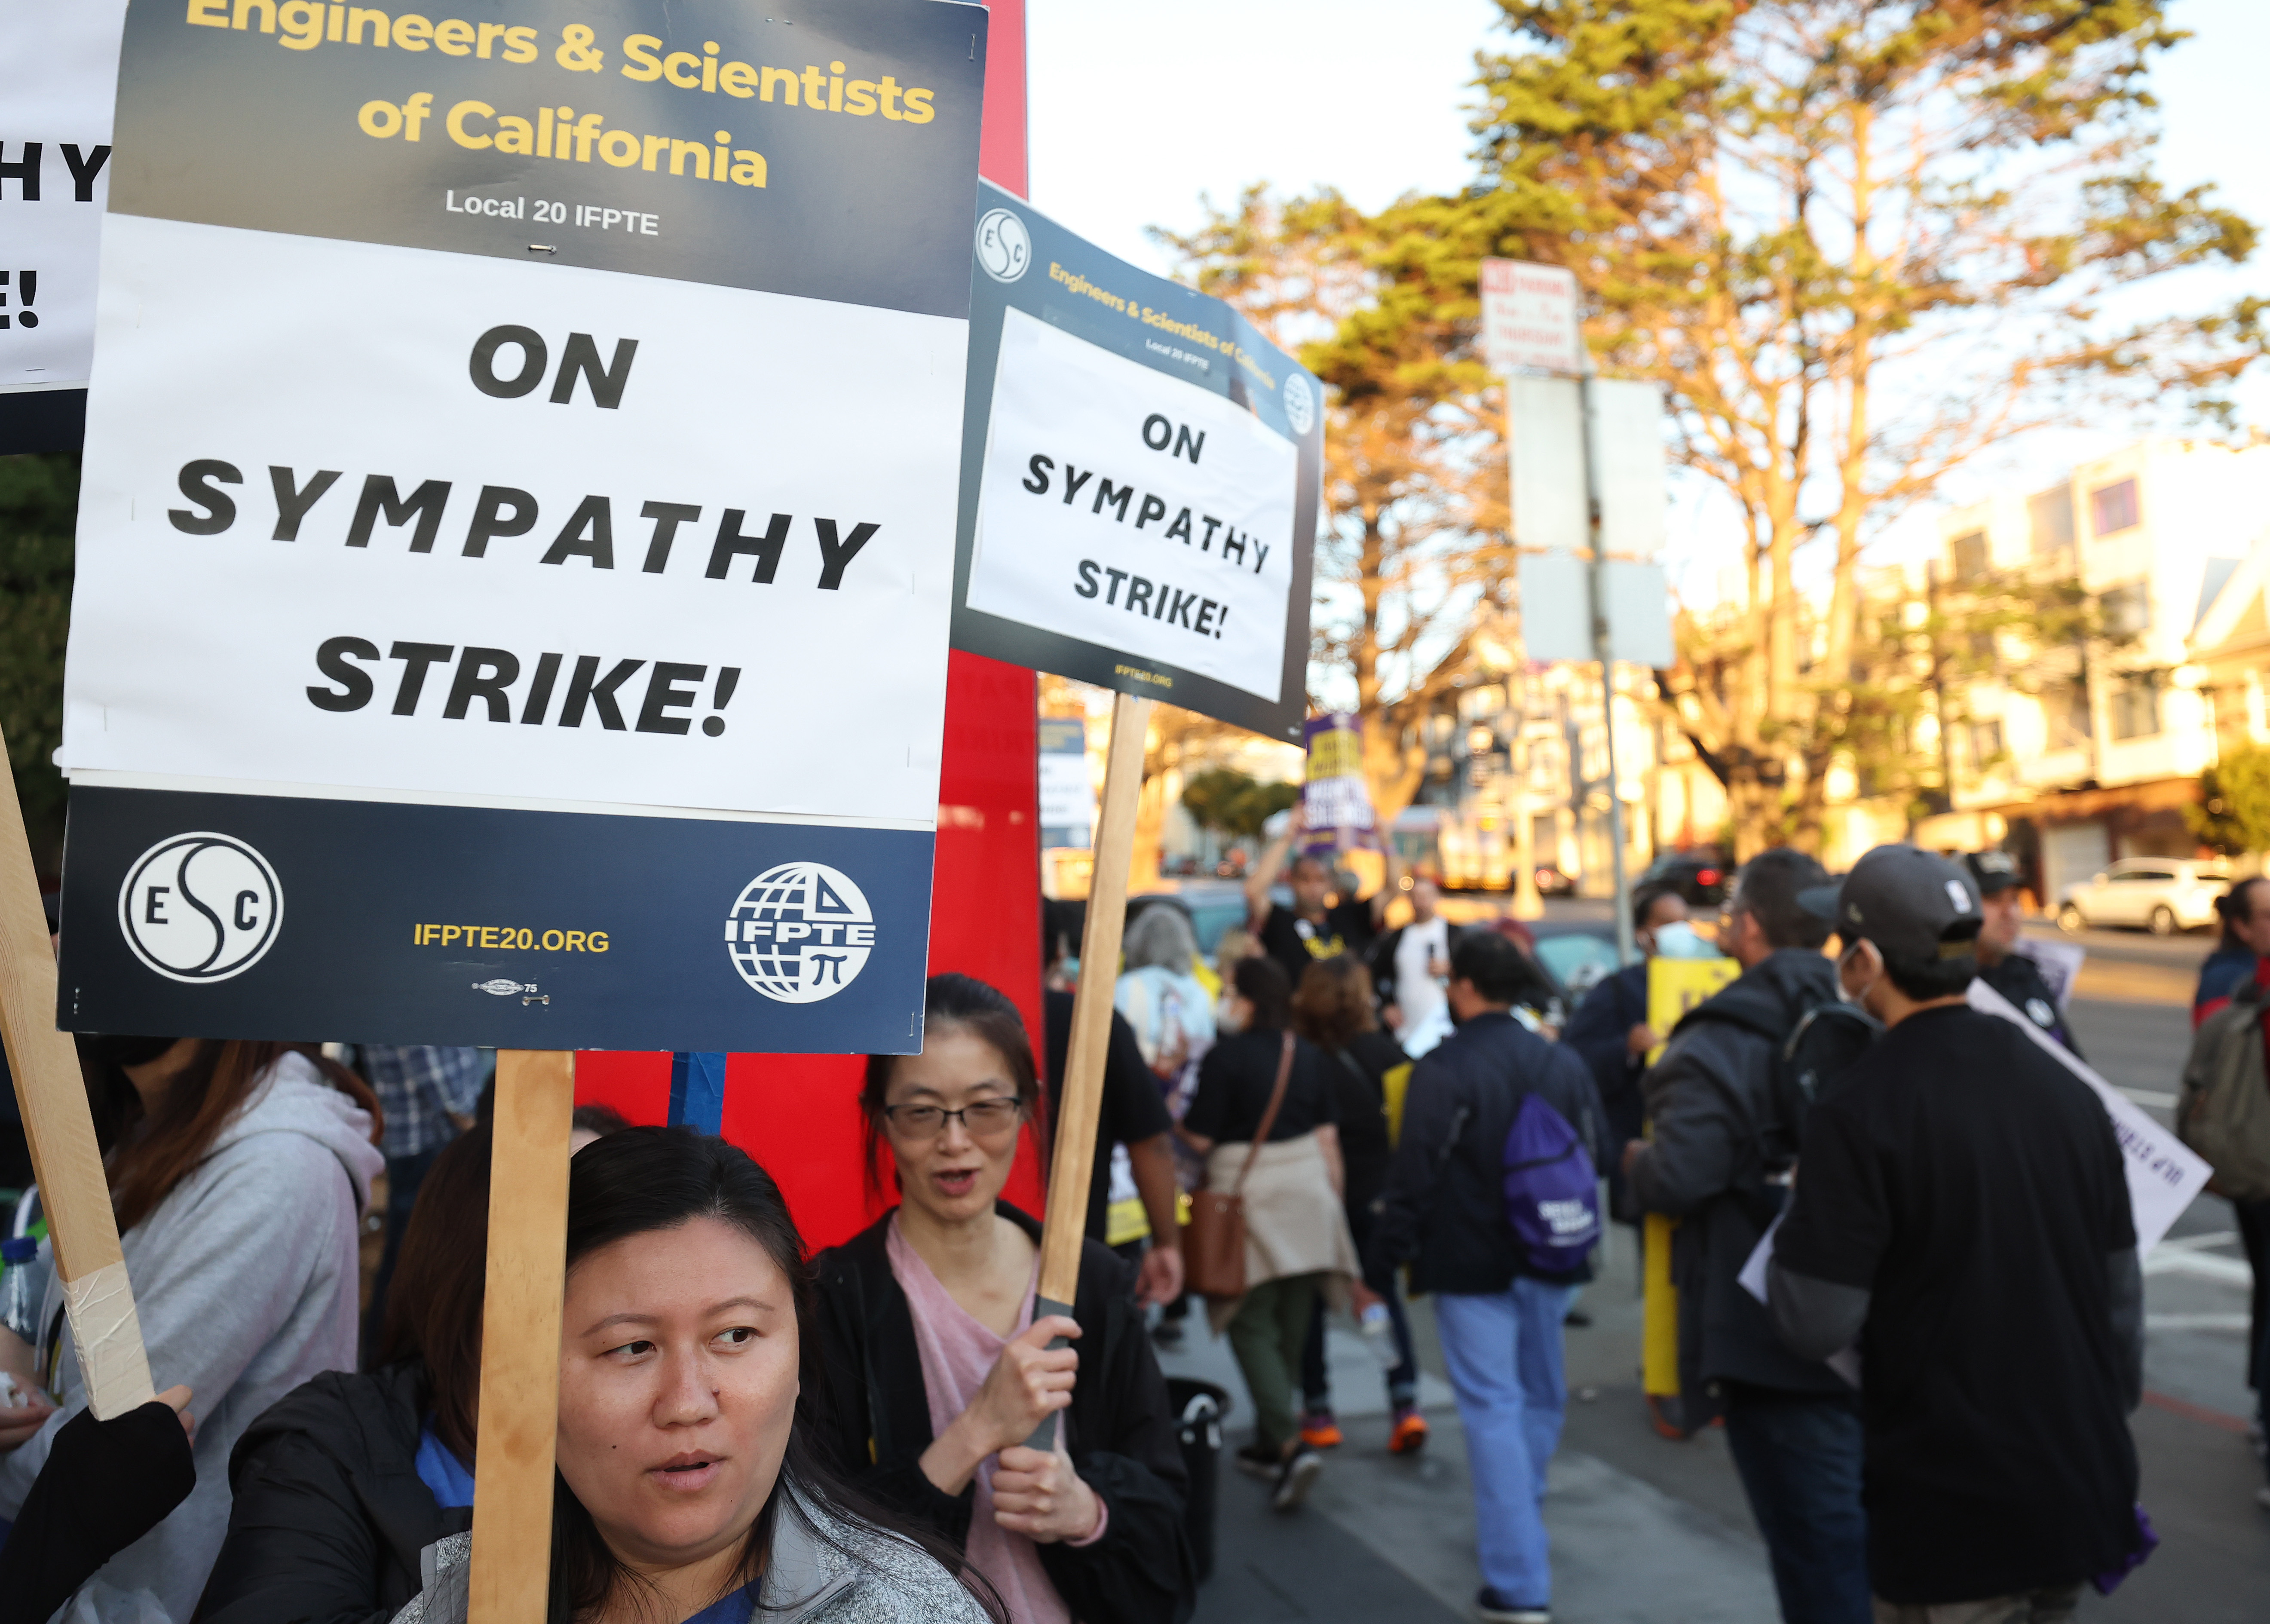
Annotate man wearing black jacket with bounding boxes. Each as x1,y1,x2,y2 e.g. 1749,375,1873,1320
1366,932,1604,1624
1622,848,1866,1624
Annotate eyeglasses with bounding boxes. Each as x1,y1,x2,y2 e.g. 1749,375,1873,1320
880,1099,1025,1139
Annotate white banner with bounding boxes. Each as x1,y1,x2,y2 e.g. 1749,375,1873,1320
61,215,965,827
967,306,1297,704
0,0,126,396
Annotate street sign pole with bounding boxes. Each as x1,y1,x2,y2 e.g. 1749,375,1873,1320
1577,362,1636,968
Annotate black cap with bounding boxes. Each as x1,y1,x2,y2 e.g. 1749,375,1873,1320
1964,849,2021,896
1798,844,1983,966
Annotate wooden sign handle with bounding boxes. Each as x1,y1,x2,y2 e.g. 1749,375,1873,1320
467,1048,576,1624
0,726,155,1419
1035,691,1152,1322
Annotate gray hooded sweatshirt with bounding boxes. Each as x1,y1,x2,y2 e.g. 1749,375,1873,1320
0,1051,383,1621
392,1485,994,1624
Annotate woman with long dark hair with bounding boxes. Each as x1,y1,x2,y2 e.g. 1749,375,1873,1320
0,1038,383,1618
812,973,1194,1624
1181,955,1359,1511
392,1126,1004,1624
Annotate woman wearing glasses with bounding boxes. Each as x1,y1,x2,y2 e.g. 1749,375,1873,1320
812,973,1196,1624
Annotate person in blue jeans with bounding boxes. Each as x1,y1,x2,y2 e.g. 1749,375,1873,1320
1366,932,1605,1624
1624,848,1869,1624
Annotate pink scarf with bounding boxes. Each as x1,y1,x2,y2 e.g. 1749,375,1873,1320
884,1215,1106,1623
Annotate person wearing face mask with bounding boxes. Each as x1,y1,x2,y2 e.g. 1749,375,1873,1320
1963,851,2081,1055
0,1037,383,1621
1768,846,2145,1623
389,1127,1006,1624
1563,884,1694,1220
813,974,1195,1624
1620,849,1867,1624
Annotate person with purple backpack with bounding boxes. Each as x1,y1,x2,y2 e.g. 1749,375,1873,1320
1364,931,1605,1624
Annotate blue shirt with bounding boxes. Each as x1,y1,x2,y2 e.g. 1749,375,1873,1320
414,1422,476,1509
681,1583,760,1624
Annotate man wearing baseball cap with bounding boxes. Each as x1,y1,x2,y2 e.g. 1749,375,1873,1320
1767,845,2145,1622
1964,849,2081,1055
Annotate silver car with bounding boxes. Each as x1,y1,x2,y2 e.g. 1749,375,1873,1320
2057,858,2231,936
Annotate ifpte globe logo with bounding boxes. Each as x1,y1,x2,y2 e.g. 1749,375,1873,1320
725,862,875,1004
118,833,284,983
1282,372,1315,437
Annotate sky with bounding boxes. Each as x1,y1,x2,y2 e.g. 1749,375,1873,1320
1027,0,2270,595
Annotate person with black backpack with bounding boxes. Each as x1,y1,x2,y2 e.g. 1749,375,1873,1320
1364,932,1605,1624
1622,847,1873,1624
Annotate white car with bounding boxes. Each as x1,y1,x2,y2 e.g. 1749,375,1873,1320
2057,858,2232,936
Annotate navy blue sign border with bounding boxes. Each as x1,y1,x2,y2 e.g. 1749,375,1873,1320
57,786,933,1053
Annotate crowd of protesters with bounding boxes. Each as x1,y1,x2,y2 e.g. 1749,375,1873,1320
0,801,2224,1624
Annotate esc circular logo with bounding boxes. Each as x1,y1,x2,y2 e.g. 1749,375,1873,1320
725,862,875,1004
976,207,1031,283
118,833,283,983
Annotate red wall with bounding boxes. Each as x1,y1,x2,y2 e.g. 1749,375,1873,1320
580,9,1039,1250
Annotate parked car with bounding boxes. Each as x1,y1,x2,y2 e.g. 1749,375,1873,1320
2056,858,2232,936
1638,848,1731,909
1532,865,1577,897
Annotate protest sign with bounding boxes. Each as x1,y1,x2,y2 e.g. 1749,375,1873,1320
54,0,986,1055
0,0,126,452
1645,955,1740,1062
950,181,1320,743
1970,977,2206,1250
1300,711,1376,857
1037,716,1095,847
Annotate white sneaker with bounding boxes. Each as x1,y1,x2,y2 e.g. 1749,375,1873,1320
1475,1591,1550,1624
1271,1446,1322,1512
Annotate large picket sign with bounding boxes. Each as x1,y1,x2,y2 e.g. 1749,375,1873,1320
55,0,986,1053
0,0,127,451
950,182,1320,742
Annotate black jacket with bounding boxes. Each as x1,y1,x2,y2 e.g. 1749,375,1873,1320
1978,952,2082,1057
195,1360,468,1624
1363,1011,1605,1297
811,1204,1195,1624
1628,950,1850,1414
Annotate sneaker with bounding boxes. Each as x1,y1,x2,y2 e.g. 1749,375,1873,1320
1271,1444,1323,1511
1388,1407,1431,1455
1474,1588,1550,1623
1233,1442,1280,1480
1298,1409,1343,1449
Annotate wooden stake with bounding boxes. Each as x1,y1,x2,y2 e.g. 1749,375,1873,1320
1035,692,1152,1319
0,726,154,1419
467,1048,576,1624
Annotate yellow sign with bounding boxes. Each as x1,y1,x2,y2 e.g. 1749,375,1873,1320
1645,956,1740,1063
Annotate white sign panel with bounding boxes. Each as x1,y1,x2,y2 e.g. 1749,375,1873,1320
1510,374,1586,554
1480,257,1580,376
0,0,126,435
1591,377,1670,558
968,306,1298,705
63,220,963,826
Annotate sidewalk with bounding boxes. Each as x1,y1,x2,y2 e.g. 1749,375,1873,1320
1158,1231,1778,1622
1158,1199,2270,1621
